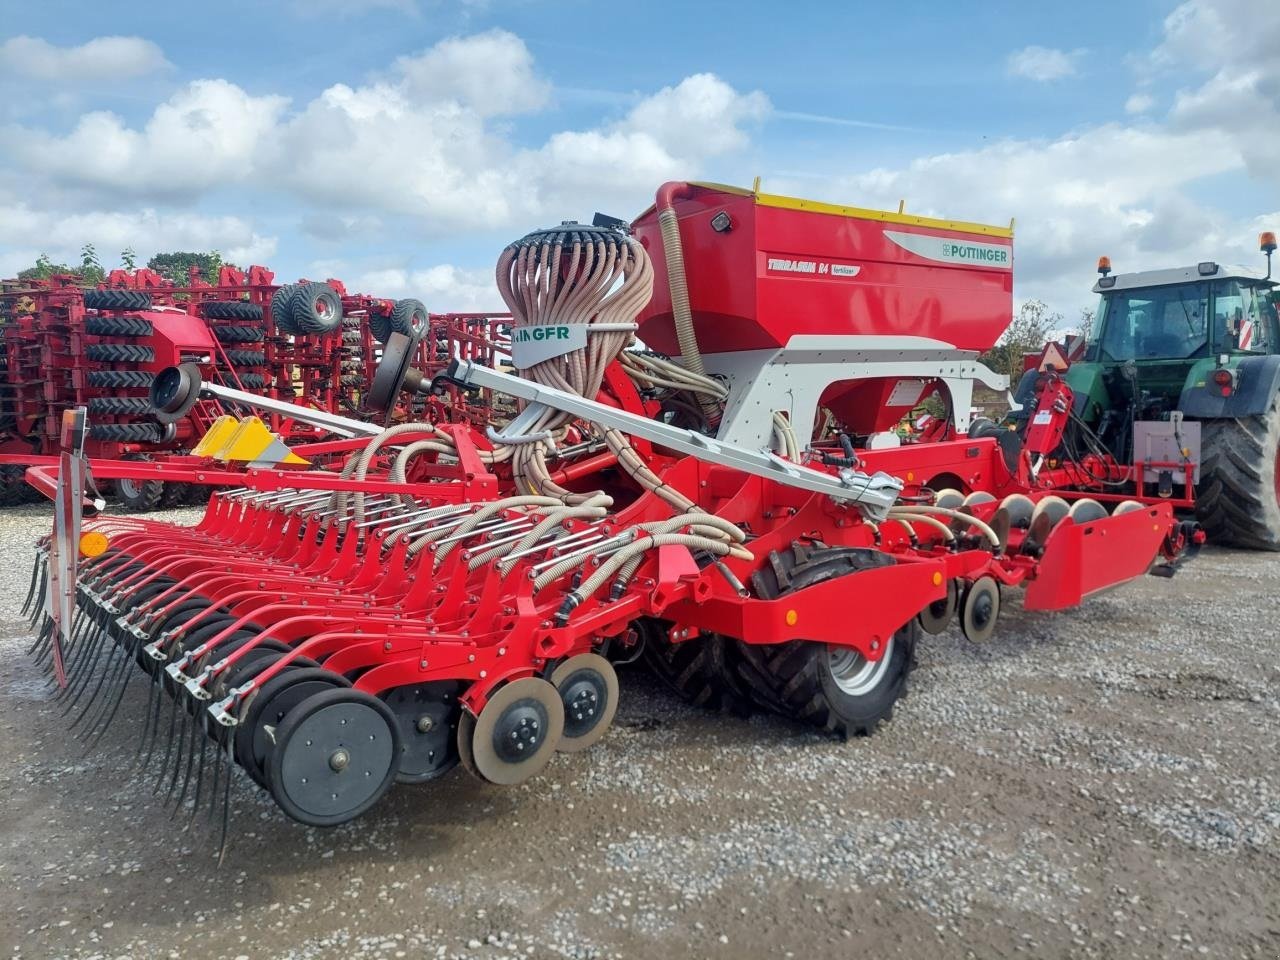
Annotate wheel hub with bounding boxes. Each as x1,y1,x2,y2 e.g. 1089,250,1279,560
491,700,547,761
827,636,895,697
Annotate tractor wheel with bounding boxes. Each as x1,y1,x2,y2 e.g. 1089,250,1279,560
114,455,165,512
85,343,155,363
369,312,392,344
85,316,153,337
215,372,266,390
87,370,154,389
84,289,152,311
389,299,428,339
1195,397,1280,550
212,325,265,343
202,300,263,322
290,282,343,334
641,619,753,716
270,284,299,335
729,543,917,738
0,464,41,506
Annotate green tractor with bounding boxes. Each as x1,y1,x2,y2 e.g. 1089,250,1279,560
1014,232,1280,549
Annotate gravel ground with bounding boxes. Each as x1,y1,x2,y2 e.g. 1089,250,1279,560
0,501,1278,959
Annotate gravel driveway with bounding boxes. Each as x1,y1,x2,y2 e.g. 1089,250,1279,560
0,502,1277,959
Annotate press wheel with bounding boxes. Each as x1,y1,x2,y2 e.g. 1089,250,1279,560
468,678,564,785
917,579,959,635
960,576,1000,643
550,653,619,753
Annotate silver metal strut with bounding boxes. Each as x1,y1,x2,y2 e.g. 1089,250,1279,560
444,360,903,520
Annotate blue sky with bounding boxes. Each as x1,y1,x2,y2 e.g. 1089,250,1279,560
0,0,1275,320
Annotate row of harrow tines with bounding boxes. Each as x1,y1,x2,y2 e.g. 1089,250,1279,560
25,474,749,850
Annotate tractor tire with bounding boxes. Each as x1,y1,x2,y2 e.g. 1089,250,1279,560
85,343,155,364
87,370,154,388
216,372,266,390
114,454,165,512
369,312,392,344
89,422,164,443
88,397,153,416
641,620,752,716
1195,395,1280,550
223,349,266,367
390,299,428,339
0,465,41,506
212,324,265,343
84,289,152,311
202,300,263,321
270,284,299,335
85,315,154,338
728,543,917,738
290,282,343,334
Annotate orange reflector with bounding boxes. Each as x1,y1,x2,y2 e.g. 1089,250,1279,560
79,531,109,558
932,571,943,587
785,609,798,626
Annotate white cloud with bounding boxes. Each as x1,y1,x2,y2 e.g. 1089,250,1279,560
348,264,504,311
0,35,170,82
1124,93,1155,114
393,30,550,116
15,80,289,200
1006,46,1082,82
0,202,277,275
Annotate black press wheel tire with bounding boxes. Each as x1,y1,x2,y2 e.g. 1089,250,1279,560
290,282,343,335
202,300,264,322
270,284,299,335
85,343,155,363
369,312,392,344
89,422,164,443
114,454,165,512
87,370,155,389
222,349,266,367
83,289,152,311
729,543,917,739
266,687,401,827
84,315,154,337
1196,394,1280,550
87,396,153,416
215,372,266,390
212,324,265,343
389,299,427,339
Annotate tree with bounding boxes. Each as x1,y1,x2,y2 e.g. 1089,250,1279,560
121,247,138,271
79,243,104,284
1076,307,1095,341
981,299,1062,382
17,253,75,281
147,250,227,284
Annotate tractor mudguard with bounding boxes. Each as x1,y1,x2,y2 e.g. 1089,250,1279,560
1178,353,1280,418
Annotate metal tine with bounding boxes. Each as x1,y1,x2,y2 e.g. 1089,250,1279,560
21,552,44,617
79,643,139,751
433,516,534,548
59,612,108,708
216,727,235,865
66,624,122,729
186,724,212,827
171,702,203,813
161,696,192,802
31,617,54,665
138,671,167,766
206,715,224,824
28,561,49,628
150,690,180,778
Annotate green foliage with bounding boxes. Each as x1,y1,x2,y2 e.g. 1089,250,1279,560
980,299,1062,382
121,247,138,271
79,243,104,284
16,253,75,281
146,250,226,284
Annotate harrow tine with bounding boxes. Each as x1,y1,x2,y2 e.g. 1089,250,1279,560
206,720,224,824
162,701,192,804
27,560,48,628
21,553,43,617
72,636,130,734
30,616,54,664
138,673,166,766
151,691,180,781
216,727,235,865
171,704,202,813
79,649,138,753
188,723,211,827
61,618,109,714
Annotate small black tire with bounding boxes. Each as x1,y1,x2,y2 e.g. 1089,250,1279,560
87,370,155,388
87,397,153,416
1195,396,1280,550
270,284,299,335
202,300,263,321
85,343,155,363
89,422,164,443
212,325,265,343
222,349,266,367
114,457,165,512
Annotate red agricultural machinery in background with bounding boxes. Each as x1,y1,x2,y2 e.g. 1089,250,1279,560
24,181,1197,853
0,266,512,508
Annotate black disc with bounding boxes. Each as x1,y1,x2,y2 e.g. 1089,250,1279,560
237,667,350,786
381,681,464,784
267,688,401,827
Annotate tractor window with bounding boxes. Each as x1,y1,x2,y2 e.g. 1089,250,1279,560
1214,280,1273,353
1094,283,1210,362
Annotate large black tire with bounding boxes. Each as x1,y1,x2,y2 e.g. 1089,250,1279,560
369,312,392,344
114,455,165,512
0,465,41,507
389,298,427,339
728,543,917,738
215,372,266,390
87,370,154,388
270,284,299,335
85,343,154,363
1195,396,1280,550
89,422,164,443
85,315,153,337
222,349,266,367
212,324,265,343
88,397,153,416
84,289,152,311
202,300,263,321
641,620,752,716
290,282,343,334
